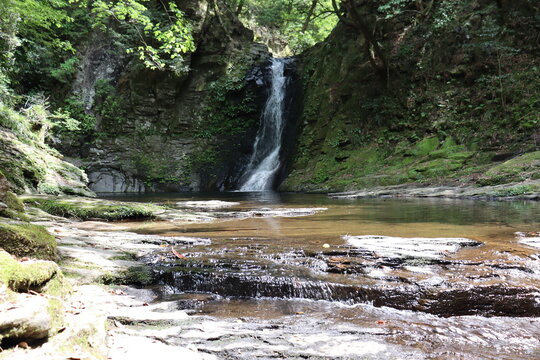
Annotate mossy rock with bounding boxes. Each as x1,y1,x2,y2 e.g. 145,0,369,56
490,184,540,197
478,151,540,185
410,158,464,178
99,266,155,286
0,223,57,260
24,196,159,221
0,250,60,292
4,192,24,212
0,192,28,220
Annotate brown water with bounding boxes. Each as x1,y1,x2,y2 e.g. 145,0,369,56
102,192,540,359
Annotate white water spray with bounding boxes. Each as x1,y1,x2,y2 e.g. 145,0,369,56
239,58,290,191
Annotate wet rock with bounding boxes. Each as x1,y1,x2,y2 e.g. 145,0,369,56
344,235,481,260
216,207,328,219
176,201,240,209
110,301,189,325
516,231,540,249
108,333,216,360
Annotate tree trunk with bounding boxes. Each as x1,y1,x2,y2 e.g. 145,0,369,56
235,0,245,16
301,0,319,32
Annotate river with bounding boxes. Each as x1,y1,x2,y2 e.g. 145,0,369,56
100,192,540,359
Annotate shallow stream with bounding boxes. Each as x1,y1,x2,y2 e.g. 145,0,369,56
101,192,540,359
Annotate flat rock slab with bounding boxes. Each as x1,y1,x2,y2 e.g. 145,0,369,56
329,180,540,200
176,200,240,209
219,207,328,219
0,294,51,343
517,232,540,249
344,235,481,259
108,333,217,360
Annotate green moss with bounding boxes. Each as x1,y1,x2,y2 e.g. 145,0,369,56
24,197,159,221
490,184,539,197
408,136,440,157
38,182,62,195
0,223,57,260
478,151,540,185
0,191,28,220
0,251,59,292
98,265,154,286
109,252,138,261
412,158,464,176
4,191,24,212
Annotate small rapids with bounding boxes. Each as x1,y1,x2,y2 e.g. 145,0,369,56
104,193,540,359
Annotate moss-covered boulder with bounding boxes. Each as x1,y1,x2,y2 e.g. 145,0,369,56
23,196,161,221
0,223,57,260
0,250,70,348
478,151,540,186
0,251,60,293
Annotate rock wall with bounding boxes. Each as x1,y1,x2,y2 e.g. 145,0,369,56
0,107,93,197
69,0,270,192
281,0,540,192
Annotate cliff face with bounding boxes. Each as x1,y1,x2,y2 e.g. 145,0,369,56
64,1,269,192
281,0,540,192
0,106,92,197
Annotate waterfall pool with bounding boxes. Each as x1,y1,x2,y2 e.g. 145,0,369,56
96,192,540,359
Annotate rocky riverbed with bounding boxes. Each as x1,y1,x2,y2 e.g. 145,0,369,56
2,194,540,359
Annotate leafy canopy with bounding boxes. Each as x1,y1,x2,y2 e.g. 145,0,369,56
87,0,195,71
231,0,338,55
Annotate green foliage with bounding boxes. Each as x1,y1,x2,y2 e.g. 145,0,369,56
58,95,96,134
432,1,459,30
0,0,20,104
377,0,414,20
236,0,338,54
93,79,126,132
88,0,195,72
50,56,80,83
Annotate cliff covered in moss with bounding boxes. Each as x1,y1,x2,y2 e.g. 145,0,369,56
0,105,92,197
281,0,540,192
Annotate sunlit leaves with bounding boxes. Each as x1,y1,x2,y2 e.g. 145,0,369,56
237,0,338,54
377,0,414,20
86,0,196,72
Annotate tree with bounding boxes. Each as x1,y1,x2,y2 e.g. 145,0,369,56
229,0,338,54
87,0,196,72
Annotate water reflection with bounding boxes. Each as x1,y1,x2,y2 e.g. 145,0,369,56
241,190,282,205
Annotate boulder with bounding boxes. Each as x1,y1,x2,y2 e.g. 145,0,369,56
0,294,51,344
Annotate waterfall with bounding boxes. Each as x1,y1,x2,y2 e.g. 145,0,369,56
239,58,291,191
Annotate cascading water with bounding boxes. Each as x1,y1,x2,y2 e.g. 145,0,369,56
239,58,291,191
